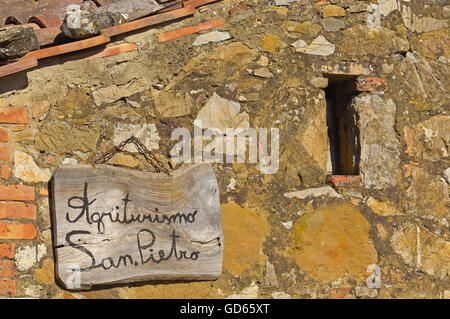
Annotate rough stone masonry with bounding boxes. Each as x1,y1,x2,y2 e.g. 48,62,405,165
0,0,448,299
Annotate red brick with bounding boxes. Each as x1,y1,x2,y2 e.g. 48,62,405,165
356,77,388,92
327,175,361,187
0,128,8,142
0,203,36,220
0,185,35,201
0,165,9,179
0,243,14,258
0,260,14,277
0,107,29,124
0,145,9,162
0,223,36,239
329,288,350,299
0,279,15,296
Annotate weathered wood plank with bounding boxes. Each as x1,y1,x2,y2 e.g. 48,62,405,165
51,163,223,290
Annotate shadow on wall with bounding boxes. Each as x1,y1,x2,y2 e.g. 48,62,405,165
0,51,86,95
324,74,361,176
0,69,29,94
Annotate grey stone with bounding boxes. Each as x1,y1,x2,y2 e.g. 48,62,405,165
296,36,335,56
284,186,342,199
62,158,78,165
444,167,450,184
391,223,450,279
92,80,150,106
401,5,448,33
13,151,51,183
322,17,345,31
366,4,381,28
256,55,269,66
0,25,39,60
272,291,292,299
226,282,259,299
35,122,100,154
91,0,163,21
404,166,448,221
444,6,450,19
60,0,163,38
14,244,46,271
238,92,259,102
192,31,231,46
310,77,329,88
274,0,301,5
195,92,249,134
61,8,127,39
230,9,255,24
264,258,279,287
349,3,368,13
253,67,273,79
290,39,307,49
355,286,378,298
354,95,400,189
378,0,398,16
113,123,160,153
152,91,194,117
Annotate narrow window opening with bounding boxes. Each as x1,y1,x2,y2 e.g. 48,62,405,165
324,74,360,175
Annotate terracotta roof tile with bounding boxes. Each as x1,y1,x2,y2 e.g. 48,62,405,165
21,33,110,60
0,57,37,77
157,18,223,42
101,5,195,37
0,0,221,77
0,0,85,26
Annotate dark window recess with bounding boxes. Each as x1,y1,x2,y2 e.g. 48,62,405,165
324,75,360,175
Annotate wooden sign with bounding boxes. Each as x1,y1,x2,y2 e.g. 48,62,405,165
51,164,223,290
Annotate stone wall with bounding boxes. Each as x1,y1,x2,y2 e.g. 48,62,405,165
0,0,448,299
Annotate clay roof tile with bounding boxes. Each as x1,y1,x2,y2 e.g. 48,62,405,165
0,0,220,77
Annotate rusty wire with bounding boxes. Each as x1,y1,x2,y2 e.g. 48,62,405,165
93,135,171,175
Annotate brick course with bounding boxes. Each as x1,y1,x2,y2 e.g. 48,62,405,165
0,203,36,220
0,260,14,278
0,145,9,162
0,243,14,258
0,128,8,142
0,185,36,201
0,165,9,179
0,223,36,239
0,108,29,124
0,279,15,296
